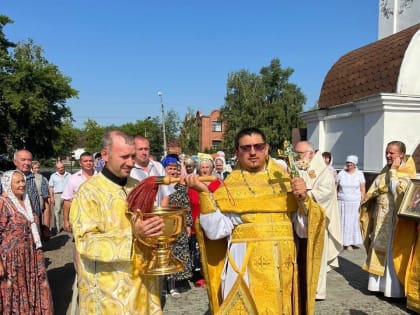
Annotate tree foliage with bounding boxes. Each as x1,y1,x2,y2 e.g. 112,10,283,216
52,117,80,159
81,119,105,154
119,117,163,158
145,116,166,159
220,58,306,156
0,16,78,159
179,108,200,155
165,109,181,143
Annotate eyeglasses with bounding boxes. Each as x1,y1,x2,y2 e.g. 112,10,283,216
293,150,312,155
238,143,266,152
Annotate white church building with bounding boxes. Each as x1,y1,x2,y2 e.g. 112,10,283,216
300,2,420,175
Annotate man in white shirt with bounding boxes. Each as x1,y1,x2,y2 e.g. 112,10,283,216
130,135,172,206
62,152,96,232
49,161,70,233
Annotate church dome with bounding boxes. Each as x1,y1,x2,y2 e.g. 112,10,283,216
318,23,420,109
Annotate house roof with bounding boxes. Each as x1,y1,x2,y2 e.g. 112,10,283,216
318,23,420,109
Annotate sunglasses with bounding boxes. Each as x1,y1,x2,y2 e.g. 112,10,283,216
238,143,266,152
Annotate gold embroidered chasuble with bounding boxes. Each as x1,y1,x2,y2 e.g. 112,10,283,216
360,155,420,312
360,156,416,277
197,159,325,315
70,174,162,315
404,225,420,314
381,157,419,314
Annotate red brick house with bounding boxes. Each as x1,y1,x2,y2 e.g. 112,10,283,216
196,109,224,152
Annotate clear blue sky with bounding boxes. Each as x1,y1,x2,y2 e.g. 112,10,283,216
2,1,379,128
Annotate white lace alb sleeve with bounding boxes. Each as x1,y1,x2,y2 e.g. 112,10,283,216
200,210,235,240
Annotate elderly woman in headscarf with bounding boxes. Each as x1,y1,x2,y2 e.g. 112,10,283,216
214,156,230,180
0,170,53,314
183,156,196,175
187,157,221,287
336,155,366,251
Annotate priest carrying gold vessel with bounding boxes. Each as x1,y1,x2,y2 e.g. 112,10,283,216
185,127,326,315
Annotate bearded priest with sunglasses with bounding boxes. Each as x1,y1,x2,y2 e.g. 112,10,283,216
185,127,325,315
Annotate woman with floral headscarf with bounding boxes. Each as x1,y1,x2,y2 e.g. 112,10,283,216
0,170,53,314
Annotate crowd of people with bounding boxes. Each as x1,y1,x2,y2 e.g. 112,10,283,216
0,129,418,314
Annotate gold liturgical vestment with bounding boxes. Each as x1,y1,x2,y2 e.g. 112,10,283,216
197,158,325,315
70,173,162,315
360,156,419,312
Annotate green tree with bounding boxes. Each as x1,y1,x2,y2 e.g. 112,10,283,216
179,108,199,155
220,58,306,156
165,109,181,144
53,117,80,159
119,116,165,159
0,16,78,158
0,16,17,155
147,116,166,159
82,119,105,154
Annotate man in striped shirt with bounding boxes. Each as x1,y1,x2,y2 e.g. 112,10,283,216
13,149,51,231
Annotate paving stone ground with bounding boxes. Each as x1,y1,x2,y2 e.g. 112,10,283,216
44,232,417,315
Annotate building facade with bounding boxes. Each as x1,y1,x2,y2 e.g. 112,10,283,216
379,0,420,39
300,23,420,175
196,109,224,152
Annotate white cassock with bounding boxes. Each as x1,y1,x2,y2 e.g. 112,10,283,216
299,151,342,300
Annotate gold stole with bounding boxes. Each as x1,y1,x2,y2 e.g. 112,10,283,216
360,156,416,276
197,158,325,315
405,227,420,313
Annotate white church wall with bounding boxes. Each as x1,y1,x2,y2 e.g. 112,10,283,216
324,112,365,171
302,105,365,170
302,94,420,173
379,0,420,39
361,110,385,172
384,108,420,157
398,29,420,94
299,109,325,150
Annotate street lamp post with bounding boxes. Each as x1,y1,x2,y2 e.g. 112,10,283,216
157,92,168,157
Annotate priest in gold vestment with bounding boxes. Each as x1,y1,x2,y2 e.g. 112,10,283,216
186,127,325,315
360,140,418,312
70,131,165,314
403,221,420,314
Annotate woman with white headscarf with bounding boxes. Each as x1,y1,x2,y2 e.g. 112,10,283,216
0,170,53,314
336,155,366,251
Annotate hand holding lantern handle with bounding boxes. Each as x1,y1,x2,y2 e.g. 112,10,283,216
155,175,217,185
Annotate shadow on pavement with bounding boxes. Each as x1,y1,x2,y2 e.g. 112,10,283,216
348,310,369,315
335,255,369,294
336,255,414,314
43,233,71,252
48,262,75,315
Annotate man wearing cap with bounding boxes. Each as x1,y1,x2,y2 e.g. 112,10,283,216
293,141,342,300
